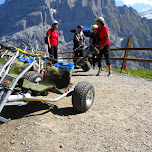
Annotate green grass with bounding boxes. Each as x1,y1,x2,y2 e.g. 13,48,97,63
0,58,6,65
112,69,152,80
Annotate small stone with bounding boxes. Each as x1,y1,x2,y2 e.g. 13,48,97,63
21,142,25,145
68,116,72,119
54,115,59,119
60,144,64,148
10,140,16,144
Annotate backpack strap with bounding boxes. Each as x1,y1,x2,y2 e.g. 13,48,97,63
48,28,53,35
96,26,106,43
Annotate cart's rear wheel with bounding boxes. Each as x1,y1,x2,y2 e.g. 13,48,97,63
81,61,91,72
3,55,10,61
19,71,43,87
72,81,95,112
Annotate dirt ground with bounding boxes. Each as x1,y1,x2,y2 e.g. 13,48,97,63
0,68,152,152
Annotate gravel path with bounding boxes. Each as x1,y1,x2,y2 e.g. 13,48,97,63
0,68,152,152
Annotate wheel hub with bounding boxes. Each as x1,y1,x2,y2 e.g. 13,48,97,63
86,90,94,107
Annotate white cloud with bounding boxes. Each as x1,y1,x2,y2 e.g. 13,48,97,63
143,7,150,11
119,0,152,6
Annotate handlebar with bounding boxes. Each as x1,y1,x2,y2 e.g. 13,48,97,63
22,41,45,55
22,41,32,48
0,43,15,51
74,45,89,51
45,57,58,63
0,42,52,59
16,48,41,57
0,42,41,57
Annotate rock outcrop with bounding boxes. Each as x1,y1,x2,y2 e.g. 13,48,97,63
0,0,152,69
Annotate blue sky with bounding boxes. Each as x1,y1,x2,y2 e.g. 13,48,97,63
0,0,4,5
0,0,152,12
115,0,152,12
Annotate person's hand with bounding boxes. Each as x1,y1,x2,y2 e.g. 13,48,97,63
57,45,59,50
78,41,81,45
49,44,51,48
99,45,104,51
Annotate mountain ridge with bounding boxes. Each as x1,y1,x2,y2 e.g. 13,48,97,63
0,0,152,69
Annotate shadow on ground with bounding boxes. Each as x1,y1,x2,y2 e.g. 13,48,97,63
0,102,80,124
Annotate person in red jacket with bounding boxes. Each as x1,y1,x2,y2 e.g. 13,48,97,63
96,17,112,76
47,21,59,59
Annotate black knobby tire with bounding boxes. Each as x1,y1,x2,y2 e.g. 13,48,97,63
72,81,95,112
23,71,43,83
81,61,91,72
93,47,99,55
3,55,10,61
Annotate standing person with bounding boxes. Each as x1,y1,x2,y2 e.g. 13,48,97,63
47,20,59,60
96,17,112,76
73,25,85,57
89,24,98,69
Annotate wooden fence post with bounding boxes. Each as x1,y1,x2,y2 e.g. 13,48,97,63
121,38,132,71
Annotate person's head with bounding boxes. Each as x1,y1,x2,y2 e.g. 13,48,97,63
52,20,59,30
96,17,104,27
77,25,83,34
91,24,98,33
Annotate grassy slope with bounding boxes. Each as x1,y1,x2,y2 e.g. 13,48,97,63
112,69,152,80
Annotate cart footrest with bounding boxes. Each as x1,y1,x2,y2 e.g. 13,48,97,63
0,116,11,123
22,79,50,92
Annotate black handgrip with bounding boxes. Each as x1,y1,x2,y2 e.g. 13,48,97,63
46,57,58,63
22,41,32,48
0,43,15,51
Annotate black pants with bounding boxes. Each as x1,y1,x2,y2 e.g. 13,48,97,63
98,45,111,67
48,45,58,59
92,55,98,67
74,49,83,57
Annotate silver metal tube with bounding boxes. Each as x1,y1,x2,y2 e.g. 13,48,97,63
0,56,14,77
5,102,28,106
0,90,12,112
8,93,31,102
0,51,19,84
24,86,75,103
0,116,10,123
9,59,37,90
0,90,4,100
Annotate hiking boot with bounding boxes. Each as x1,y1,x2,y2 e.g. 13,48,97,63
96,71,101,76
107,72,112,77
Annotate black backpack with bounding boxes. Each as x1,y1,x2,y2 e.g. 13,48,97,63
45,28,53,44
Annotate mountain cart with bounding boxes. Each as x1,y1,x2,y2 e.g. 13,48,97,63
73,45,99,71
0,44,95,123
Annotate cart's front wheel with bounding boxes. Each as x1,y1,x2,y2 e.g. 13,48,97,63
72,81,95,112
23,71,43,83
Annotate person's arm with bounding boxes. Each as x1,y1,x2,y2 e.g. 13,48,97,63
89,37,91,44
75,36,80,42
74,35,81,46
48,34,51,48
57,31,59,50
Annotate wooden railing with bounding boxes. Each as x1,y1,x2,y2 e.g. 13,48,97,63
58,38,152,70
